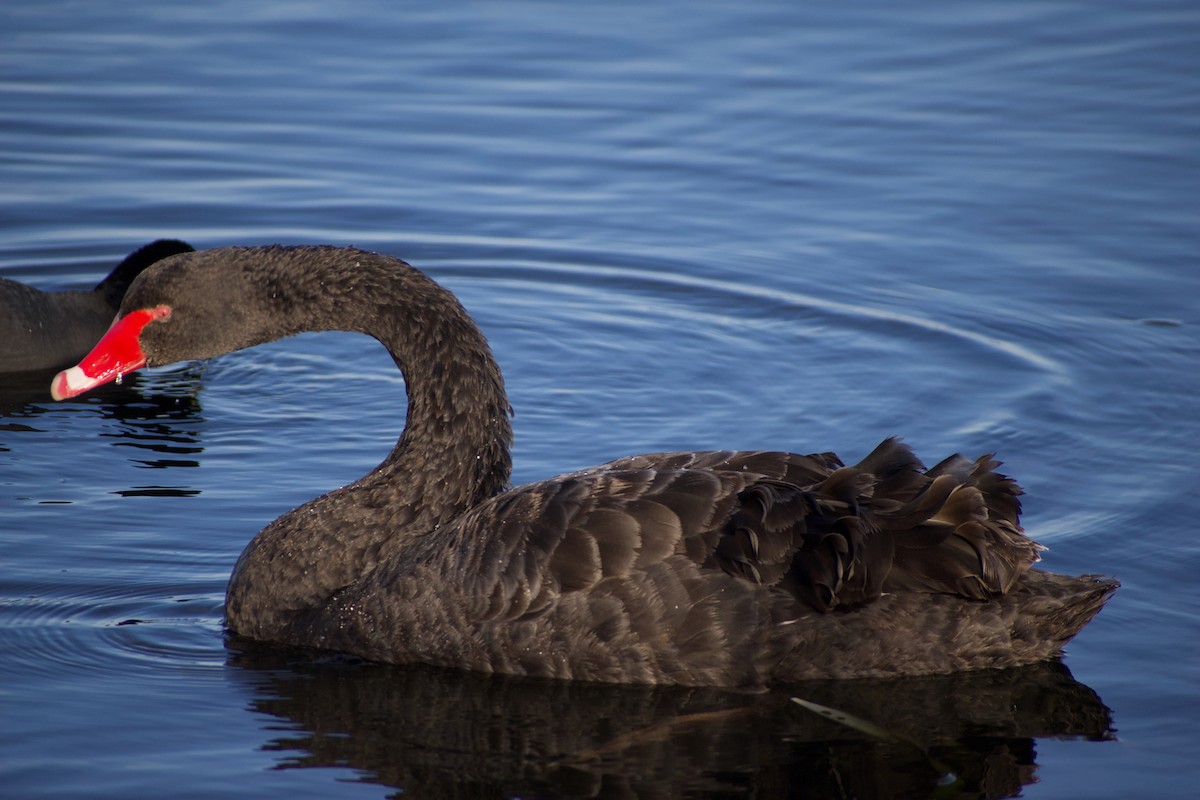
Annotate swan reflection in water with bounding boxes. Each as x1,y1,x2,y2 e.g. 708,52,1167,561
229,640,1113,800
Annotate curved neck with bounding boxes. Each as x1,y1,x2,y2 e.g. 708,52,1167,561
221,245,514,524
369,272,514,526
221,246,513,636
328,249,514,522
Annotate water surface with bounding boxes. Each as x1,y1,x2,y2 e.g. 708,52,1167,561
2,1,1198,798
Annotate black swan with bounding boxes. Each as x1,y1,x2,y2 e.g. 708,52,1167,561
50,245,1116,686
1,239,193,373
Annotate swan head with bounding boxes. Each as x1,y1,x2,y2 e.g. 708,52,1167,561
50,245,306,400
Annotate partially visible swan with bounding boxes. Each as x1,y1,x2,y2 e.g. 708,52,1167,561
1,239,193,373
51,246,1116,686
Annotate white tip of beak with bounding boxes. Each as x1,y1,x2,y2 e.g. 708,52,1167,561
50,365,94,401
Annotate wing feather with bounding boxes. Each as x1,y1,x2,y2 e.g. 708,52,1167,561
444,439,1041,631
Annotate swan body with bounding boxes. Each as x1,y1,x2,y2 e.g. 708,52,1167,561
1,239,192,373
52,246,1116,686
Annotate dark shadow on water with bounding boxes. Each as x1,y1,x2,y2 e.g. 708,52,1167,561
1,367,204,441
1,367,207,498
228,640,1114,800
0,368,61,411
1,365,200,414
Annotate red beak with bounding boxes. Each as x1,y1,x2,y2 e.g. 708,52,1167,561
51,306,171,400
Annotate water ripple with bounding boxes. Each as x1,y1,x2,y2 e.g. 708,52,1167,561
0,585,226,682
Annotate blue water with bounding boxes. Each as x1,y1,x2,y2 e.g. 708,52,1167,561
2,1,1198,797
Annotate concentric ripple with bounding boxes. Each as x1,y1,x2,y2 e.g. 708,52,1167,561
0,573,227,684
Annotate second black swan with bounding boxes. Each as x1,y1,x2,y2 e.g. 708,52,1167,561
1,239,192,373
